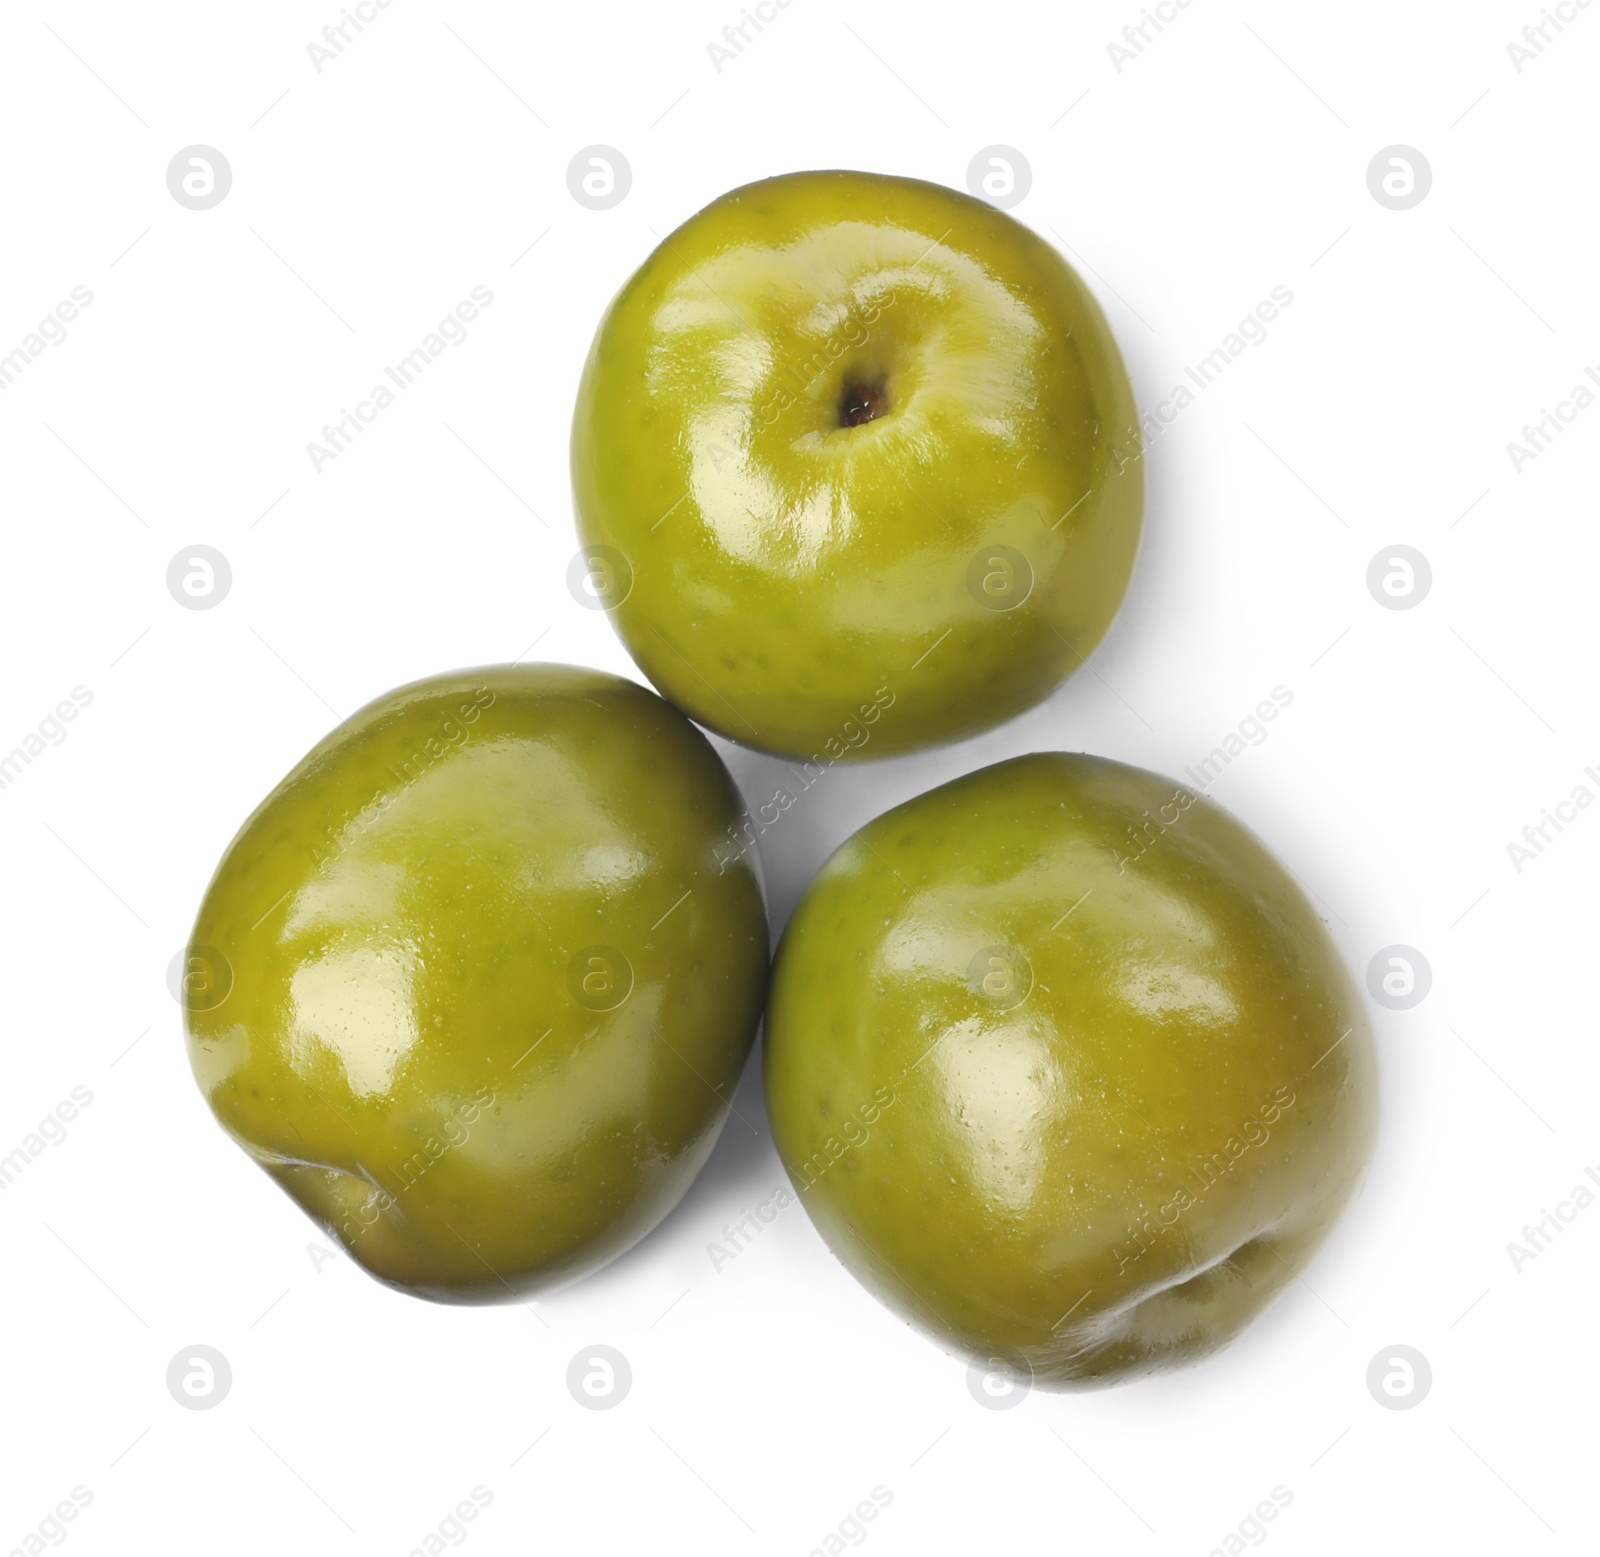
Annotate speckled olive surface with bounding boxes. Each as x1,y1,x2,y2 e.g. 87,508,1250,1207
571,170,1143,762
183,664,768,1302
765,753,1377,1386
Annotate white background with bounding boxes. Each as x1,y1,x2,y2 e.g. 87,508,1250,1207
2,1,1595,1552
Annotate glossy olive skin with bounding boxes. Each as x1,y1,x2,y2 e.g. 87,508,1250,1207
766,754,1376,1386
571,170,1142,761
184,665,767,1302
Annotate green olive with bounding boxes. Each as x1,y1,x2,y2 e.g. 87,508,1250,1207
183,665,767,1301
571,169,1142,761
765,753,1377,1386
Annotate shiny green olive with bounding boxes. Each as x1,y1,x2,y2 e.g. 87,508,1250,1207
765,753,1377,1386
183,665,767,1302
571,170,1142,762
